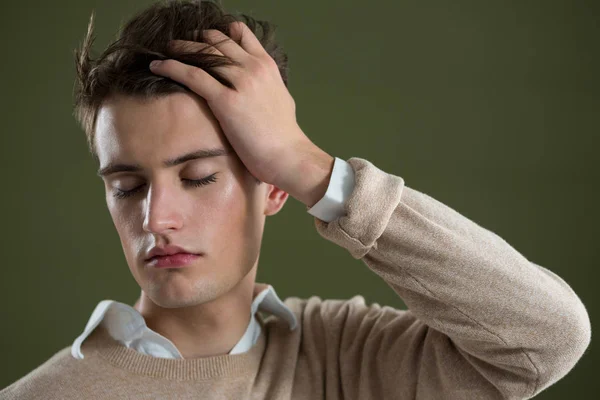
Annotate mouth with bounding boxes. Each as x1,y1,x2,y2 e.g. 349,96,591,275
146,252,202,268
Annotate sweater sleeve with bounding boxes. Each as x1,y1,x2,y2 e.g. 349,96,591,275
307,157,591,400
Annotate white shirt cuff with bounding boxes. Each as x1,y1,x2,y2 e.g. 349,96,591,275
307,157,355,222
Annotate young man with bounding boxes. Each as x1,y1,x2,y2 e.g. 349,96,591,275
1,1,590,399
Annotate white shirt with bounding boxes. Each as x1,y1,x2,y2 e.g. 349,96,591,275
71,157,356,359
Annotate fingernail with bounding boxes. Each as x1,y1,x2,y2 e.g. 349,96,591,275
150,60,162,69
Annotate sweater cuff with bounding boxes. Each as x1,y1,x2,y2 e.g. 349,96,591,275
311,157,405,259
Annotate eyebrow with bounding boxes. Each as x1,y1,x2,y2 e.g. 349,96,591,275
97,147,231,177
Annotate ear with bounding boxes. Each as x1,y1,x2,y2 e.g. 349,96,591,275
263,184,289,216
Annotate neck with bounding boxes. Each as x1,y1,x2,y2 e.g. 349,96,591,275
136,266,259,359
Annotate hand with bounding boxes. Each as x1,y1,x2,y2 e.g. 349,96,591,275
148,21,328,192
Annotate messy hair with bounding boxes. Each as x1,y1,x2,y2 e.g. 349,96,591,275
73,0,289,184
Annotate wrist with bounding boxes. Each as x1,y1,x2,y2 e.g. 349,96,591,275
278,142,335,208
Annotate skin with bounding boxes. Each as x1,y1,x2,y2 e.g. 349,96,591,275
93,21,335,359
95,91,289,358
149,23,337,208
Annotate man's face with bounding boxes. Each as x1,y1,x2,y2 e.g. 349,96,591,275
95,92,288,308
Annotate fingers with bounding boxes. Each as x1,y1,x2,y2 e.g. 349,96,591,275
228,21,269,59
171,22,267,62
168,39,224,57
202,28,249,61
149,58,224,100
156,40,229,100
149,21,269,100
166,38,244,90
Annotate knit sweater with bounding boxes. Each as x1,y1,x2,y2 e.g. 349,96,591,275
0,157,591,400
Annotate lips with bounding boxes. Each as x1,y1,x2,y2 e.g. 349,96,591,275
147,252,201,268
145,244,200,261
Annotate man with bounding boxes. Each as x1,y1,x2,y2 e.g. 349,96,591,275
0,0,590,399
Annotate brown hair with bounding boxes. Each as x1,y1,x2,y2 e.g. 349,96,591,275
73,0,289,184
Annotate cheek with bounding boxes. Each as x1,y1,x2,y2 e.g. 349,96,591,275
108,203,144,259
193,178,261,258
195,181,248,244
110,203,141,235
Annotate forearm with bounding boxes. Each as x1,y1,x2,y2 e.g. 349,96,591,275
312,157,591,398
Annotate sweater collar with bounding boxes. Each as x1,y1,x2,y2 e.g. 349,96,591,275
81,321,269,380
71,283,296,360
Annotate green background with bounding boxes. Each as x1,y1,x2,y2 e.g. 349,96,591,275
0,0,597,397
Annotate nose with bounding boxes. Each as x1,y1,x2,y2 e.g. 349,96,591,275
142,182,184,234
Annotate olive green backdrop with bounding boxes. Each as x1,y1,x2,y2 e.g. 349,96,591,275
0,0,597,398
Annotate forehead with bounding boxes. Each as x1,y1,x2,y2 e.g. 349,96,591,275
94,92,229,165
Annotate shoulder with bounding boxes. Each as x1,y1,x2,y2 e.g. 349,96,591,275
285,294,415,332
0,345,85,399
274,295,421,369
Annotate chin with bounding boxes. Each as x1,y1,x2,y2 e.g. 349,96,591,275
151,296,203,309
142,277,225,309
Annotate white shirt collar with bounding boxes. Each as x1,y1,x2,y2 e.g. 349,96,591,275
71,284,296,360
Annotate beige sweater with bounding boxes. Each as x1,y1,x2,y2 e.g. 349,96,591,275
0,157,591,399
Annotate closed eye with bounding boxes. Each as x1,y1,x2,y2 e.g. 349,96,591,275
112,173,218,199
